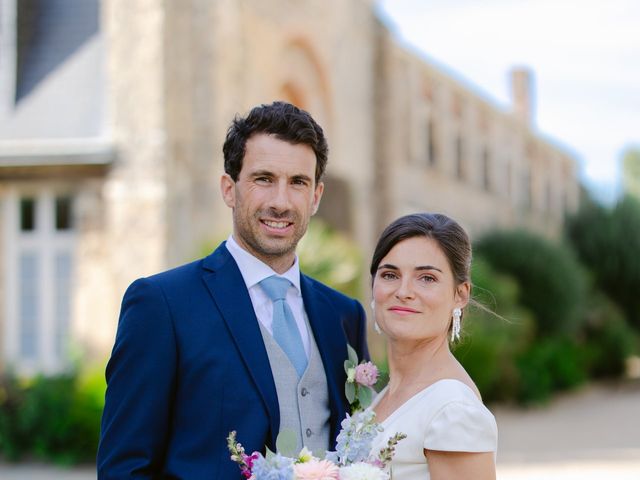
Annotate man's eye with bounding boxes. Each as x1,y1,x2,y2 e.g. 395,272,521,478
256,177,271,183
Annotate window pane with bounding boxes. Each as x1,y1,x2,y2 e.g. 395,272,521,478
428,120,437,166
19,253,39,360
55,253,72,358
456,136,464,180
20,197,36,231
55,196,73,230
483,148,491,191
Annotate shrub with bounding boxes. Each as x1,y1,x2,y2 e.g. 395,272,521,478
515,336,589,404
297,219,363,299
475,230,588,337
581,292,638,378
453,256,535,403
0,374,29,460
0,368,105,464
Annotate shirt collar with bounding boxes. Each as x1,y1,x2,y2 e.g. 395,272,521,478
225,234,301,294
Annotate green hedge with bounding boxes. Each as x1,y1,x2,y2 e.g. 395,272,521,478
0,368,105,464
458,230,638,404
454,256,534,403
475,230,588,337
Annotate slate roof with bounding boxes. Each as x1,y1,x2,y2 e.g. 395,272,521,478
0,0,106,142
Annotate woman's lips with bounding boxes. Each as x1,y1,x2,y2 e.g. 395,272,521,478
388,306,420,314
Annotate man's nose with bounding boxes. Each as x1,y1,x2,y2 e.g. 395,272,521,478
269,181,292,211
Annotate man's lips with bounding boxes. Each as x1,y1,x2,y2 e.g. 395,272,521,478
388,306,421,314
261,219,293,230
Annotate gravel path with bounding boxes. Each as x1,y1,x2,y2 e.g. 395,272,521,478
495,380,640,479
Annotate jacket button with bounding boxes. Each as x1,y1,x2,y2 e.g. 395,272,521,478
306,428,312,438
301,387,309,396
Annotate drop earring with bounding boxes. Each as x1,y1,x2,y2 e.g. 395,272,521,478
451,308,462,342
371,300,382,335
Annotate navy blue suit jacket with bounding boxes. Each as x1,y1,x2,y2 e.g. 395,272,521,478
97,243,369,479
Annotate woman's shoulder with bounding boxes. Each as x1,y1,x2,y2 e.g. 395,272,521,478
426,378,482,404
423,379,498,453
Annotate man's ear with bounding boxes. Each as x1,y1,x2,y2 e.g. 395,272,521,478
220,174,236,208
311,181,324,215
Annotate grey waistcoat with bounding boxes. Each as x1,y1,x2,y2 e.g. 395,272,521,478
258,319,331,454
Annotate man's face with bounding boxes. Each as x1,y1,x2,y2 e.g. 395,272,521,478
221,133,324,271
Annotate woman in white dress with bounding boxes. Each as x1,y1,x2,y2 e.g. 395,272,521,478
369,213,497,479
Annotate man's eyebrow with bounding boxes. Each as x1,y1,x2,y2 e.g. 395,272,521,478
248,170,274,177
291,174,313,182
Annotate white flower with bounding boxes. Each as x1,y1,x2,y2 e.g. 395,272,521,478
297,446,314,463
339,462,389,480
346,367,356,383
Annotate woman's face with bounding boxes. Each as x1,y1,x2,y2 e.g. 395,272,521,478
372,236,469,343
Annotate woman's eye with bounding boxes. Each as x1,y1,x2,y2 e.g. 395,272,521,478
381,272,397,280
419,275,435,283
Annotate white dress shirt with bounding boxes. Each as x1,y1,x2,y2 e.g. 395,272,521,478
225,235,310,358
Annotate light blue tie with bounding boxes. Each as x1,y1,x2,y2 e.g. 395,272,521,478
259,275,308,377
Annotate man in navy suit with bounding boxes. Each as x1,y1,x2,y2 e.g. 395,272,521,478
97,101,369,479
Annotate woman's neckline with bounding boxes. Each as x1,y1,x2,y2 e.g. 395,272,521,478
371,378,476,425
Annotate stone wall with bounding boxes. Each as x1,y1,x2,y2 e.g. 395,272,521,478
73,0,581,358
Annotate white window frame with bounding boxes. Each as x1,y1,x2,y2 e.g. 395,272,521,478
3,185,77,375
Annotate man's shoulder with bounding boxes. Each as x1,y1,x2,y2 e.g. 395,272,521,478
143,243,231,286
146,257,204,283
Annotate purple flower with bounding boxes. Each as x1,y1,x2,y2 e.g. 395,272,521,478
354,362,379,387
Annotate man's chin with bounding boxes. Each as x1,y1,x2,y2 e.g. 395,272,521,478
249,235,298,258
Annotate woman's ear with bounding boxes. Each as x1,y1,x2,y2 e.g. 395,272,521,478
455,281,471,309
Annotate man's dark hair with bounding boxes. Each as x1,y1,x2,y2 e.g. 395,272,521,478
222,101,328,183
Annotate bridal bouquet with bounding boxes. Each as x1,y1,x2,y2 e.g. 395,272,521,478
227,346,406,479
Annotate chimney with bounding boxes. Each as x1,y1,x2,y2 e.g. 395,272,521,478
510,67,535,125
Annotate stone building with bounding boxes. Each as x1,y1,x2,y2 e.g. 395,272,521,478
0,0,579,373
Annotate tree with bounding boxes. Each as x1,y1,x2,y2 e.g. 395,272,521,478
566,195,640,329
622,148,640,200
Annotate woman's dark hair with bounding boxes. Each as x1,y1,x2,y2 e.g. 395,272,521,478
222,101,328,183
370,213,472,288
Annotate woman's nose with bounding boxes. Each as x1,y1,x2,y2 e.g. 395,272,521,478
395,278,415,300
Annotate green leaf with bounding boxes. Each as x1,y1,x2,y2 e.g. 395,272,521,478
345,381,356,404
347,344,359,365
357,385,373,409
265,445,275,459
275,429,298,458
344,360,355,373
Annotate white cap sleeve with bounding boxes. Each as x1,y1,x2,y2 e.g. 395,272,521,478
424,401,498,452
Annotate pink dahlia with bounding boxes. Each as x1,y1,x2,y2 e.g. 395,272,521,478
293,458,340,479
354,362,379,387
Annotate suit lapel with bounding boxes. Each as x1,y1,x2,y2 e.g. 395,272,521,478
201,244,280,448
301,275,349,444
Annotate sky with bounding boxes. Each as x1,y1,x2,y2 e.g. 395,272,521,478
377,0,640,203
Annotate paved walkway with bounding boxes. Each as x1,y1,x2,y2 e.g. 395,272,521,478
1,381,639,479
495,380,640,479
